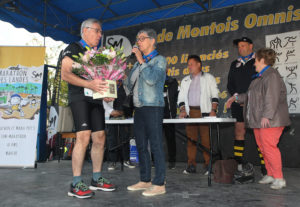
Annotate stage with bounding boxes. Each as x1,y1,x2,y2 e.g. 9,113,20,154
1,161,299,207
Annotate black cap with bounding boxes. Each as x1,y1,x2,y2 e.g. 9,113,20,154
233,37,253,45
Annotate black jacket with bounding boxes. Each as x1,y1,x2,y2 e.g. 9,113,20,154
113,80,127,111
164,76,178,118
227,58,256,96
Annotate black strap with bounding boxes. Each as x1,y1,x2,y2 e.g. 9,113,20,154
129,79,137,95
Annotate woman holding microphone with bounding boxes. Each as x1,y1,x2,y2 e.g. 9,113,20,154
125,28,167,196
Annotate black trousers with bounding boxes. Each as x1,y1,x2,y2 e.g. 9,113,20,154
106,124,131,162
163,123,176,162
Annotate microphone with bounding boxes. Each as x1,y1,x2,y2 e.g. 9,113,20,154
129,45,138,59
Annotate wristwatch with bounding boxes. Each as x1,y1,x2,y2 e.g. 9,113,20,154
211,109,217,113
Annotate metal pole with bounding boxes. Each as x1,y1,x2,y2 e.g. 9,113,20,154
43,0,47,46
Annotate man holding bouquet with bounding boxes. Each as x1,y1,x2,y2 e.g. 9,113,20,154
61,18,116,199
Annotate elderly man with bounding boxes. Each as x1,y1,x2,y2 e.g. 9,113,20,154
227,37,267,183
178,55,219,175
61,18,115,199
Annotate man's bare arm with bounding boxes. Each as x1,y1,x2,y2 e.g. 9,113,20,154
61,56,107,94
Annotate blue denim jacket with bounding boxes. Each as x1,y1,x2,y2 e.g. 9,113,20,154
126,55,166,107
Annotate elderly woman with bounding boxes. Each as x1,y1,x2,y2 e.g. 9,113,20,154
125,28,167,196
226,48,291,190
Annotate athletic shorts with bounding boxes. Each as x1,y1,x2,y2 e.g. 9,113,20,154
231,102,244,122
70,100,105,132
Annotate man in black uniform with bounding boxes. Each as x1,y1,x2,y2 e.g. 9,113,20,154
227,37,267,183
163,75,178,169
104,80,136,170
61,18,115,199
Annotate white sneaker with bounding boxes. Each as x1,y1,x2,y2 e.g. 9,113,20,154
270,178,286,190
258,175,275,184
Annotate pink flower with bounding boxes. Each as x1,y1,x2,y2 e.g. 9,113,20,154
108,50,116,59
82,54,91,63
72,62,82,69
111,58,116,65
72,46,127,81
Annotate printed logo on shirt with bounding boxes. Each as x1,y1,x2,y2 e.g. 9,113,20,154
63,50,71,56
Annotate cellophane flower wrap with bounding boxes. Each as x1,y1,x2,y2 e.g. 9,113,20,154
72,46,127,81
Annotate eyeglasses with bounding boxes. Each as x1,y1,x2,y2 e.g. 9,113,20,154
136,36,151,42
86,27,103,34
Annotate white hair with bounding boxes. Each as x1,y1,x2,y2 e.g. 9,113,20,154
80,18,101,38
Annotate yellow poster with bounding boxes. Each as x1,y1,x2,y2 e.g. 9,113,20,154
0,46,45,167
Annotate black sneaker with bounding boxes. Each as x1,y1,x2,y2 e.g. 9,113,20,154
183,165,196,174
234,175,255,184
234,162,255,184
168,162,176,170
123,160,136,169
67,181,95,199
234,162,254,178
108,162,117,171
89,177,116,192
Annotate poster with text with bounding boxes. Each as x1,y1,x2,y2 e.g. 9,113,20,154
0,46,45,167
266,30,300,113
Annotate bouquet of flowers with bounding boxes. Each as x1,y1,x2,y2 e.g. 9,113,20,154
72,46,127,99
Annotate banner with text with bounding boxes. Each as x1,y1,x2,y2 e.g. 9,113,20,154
105,0,300,115
0,46,45,167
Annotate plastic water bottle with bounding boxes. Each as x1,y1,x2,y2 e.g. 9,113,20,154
129,138,139,163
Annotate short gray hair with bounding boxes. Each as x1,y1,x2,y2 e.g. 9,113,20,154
80,18,102,38
137,28,157,46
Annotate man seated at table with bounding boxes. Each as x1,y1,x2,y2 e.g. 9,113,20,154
178,55,219,175
103,80,136,170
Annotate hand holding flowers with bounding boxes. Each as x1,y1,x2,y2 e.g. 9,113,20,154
72,46,127,99
72,46,127,81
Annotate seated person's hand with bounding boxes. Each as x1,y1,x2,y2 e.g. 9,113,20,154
209,111,216,117
110,110,123,117
179,106,187,118
179,111,187,119
104,97,115,103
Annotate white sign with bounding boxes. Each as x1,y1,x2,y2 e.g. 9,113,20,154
0,65,44,167
105,35,132,57
266,30,300,113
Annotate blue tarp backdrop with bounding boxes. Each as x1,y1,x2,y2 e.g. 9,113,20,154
0,0,257,43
